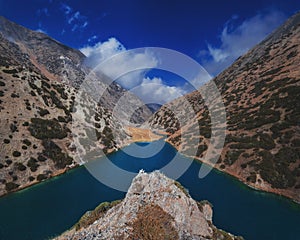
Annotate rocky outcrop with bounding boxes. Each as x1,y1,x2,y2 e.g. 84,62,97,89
55,171,243,240
148,12,300,202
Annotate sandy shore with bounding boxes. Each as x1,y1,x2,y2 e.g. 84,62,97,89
125,126,164,143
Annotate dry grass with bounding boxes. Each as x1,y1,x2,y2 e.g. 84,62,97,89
126,127,162,142
128,204,179,240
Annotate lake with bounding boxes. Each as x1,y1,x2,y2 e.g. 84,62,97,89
0,140,299,240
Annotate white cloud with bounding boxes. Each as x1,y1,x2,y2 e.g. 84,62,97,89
199,9,286,76
80,38,189,104
80,37,126,60
60,3,88,31
68,11,80,24
131,77,187,104
88,35,98,43
80,38,158,89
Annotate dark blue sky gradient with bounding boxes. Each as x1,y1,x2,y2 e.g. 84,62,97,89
0,0,299,57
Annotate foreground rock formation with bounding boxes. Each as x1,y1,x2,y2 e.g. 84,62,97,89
55,171,243,240
148,12,300,202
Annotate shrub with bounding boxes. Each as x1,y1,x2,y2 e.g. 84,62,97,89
256,133,275,150
57,116,66,122
37,155,47,162
37,174,47,181
5,159,12,165
259,149,296,189
12,151,21,157
246,173,257,183
224,150,242,165
29,118,68,139
174,181,189,197
5,182,19,191
38,108,50,117
15,162,26,171
10,123,17,133
27,157,39,172
75,200,122,230
11,93,19,98
22,139,31,146
42,139,73,169
28,176,35,182
2,69,18,74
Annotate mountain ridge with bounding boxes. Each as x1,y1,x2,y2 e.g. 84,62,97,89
0,15,152,197
148,11,300,202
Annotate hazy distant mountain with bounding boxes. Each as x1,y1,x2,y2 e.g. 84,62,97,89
0,16,151,196
149,12,300,202
146,103,162,113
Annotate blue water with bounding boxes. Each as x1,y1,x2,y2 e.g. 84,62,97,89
0,140,299,240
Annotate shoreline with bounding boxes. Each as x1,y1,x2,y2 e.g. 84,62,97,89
0,166,81,198
0,128,164,199
2,134,299,206
172,145,300,205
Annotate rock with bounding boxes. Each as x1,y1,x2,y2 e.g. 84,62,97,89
55,171,242,240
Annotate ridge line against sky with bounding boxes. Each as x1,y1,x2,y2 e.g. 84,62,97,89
0,0,299,104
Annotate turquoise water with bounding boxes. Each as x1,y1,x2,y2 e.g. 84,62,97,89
0,140,299,240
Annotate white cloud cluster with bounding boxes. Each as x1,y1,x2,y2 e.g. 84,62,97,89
80,38,188,103
80,38,157,89
80,37,126,61
200,9,286,76
131,77,187,104
60,3,88,32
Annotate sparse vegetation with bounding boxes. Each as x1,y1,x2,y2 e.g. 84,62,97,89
27,157,39,172
12,151,21,157
15,162,26,171
37,174,48,181
5,182,19,191
42,139,73,169
22,139,31,146
75,200,122,230
129,204,179,240
29,118,69,139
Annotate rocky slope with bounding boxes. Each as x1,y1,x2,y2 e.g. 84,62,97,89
0,16,152,123
148,12,300,202
0,16,152,197
55,171,243,240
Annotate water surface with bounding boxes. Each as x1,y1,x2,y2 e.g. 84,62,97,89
0,140,299,240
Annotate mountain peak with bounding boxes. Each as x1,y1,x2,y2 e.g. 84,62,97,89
55,171,243,240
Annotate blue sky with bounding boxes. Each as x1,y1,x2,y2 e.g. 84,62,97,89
0,0,299,103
